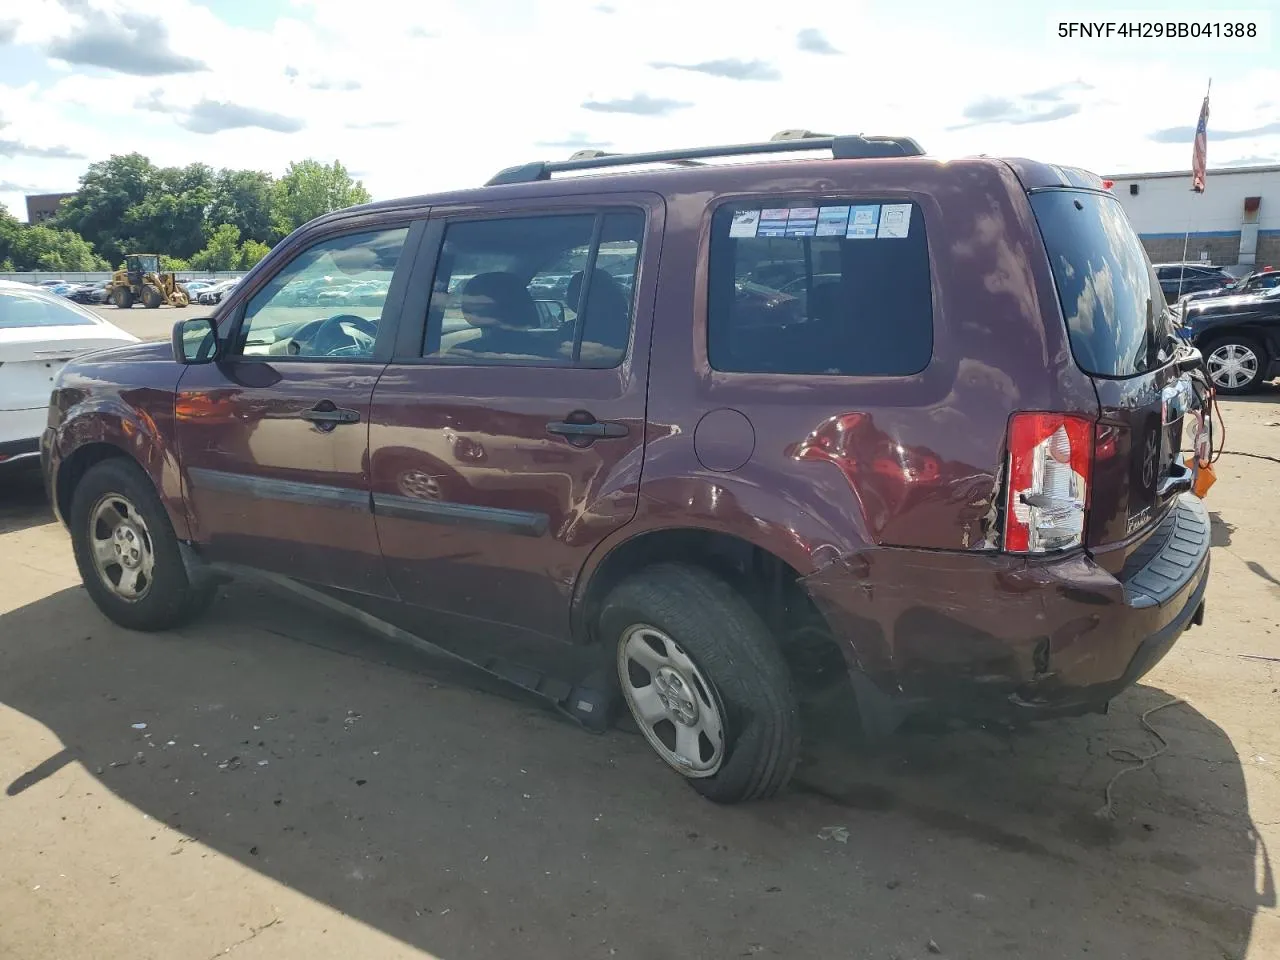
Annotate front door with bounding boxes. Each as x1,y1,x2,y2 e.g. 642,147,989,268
369,201,660,641
176,222,417,597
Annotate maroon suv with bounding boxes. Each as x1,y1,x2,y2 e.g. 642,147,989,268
42,132,1213,803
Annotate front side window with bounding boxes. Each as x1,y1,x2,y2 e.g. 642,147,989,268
422,211,644,368
707,200,933,376
0,291,97,328
234,226,408,360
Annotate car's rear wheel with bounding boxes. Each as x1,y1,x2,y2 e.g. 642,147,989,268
112,286,133,309
69,458,216,631
1205,335,1265,394
600,563,800,803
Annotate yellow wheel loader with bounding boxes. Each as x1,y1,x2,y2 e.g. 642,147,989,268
105,254,191,309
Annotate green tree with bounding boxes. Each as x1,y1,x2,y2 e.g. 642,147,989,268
236,239,271,270
10,225,110,271
189,223,243,272
53,153,157,266
271,159,371,238
0,207,21,268
209,169,275,246
161,255,192,272
123,162,215,259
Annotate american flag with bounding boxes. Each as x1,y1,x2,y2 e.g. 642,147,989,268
1192,91,1209,193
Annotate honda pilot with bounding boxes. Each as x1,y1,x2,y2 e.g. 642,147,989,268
43,131,1214,803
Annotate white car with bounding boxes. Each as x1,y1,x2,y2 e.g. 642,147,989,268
1,280,137,469
196,278,241,305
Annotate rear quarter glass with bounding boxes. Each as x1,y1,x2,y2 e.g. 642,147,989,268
707,199,933,377
1029,190,1171,378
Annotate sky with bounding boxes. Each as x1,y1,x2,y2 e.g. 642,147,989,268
0,0,1277,221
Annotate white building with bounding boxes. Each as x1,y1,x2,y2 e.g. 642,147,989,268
1104,164,1280,272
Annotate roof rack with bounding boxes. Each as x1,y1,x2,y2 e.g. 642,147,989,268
486,131,925,186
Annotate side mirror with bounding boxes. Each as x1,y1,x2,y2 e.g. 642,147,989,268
173,317,219,364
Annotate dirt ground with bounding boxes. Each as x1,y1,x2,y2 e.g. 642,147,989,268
2,391,1279,960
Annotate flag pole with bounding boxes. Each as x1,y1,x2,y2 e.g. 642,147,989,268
1180,79,1211,295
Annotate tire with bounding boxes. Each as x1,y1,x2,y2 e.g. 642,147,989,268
69,458,216,631
1204,335,1266,395
600,562,800,803
142,286,163,309
112,286,134,309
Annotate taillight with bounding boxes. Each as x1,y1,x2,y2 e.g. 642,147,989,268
1004,413,1094,553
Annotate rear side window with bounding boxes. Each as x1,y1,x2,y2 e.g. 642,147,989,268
0,291,96,328
707,200,932,376
1030,190,1171,377
422,211,643,368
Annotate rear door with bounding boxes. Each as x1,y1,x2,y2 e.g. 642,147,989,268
368,197,661,642
1029,190,1202,563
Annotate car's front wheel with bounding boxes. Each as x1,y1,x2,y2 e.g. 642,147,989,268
69,458,217,631
1205,335,1266,394
600,563,800,803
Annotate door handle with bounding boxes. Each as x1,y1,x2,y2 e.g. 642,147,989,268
546,419,629,439
299,403,361,426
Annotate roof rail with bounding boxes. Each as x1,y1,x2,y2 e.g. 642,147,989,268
486,132,925,186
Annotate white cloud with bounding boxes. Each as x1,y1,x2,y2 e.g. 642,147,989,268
1,0,1279,219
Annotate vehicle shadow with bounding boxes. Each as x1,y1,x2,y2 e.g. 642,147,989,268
0,467,56,536
1212,510,1237,547
0,583,1269,959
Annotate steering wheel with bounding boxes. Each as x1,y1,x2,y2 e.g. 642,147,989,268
307,314,378,357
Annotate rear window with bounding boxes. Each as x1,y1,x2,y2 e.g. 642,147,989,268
707,199,933,376
0,291,97,328
1030,190,1171,377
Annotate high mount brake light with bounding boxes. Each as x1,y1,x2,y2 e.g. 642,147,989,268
1004,413,1094,553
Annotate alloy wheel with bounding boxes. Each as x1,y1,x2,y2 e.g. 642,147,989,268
1207,343,1260,390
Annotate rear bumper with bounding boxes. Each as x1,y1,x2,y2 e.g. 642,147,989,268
804,494,1211,726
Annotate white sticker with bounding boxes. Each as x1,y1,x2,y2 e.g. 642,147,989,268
877,203,912,239
846,205,881,239
758,207,791,237
815,206,851,236
785,207,819,237
729,210,760,238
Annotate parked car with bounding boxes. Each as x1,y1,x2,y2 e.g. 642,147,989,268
1,280,136,469
196,278,240,305
1177,284,1280,394
1154,263,1234,304
42,133,1213,804
1177,267,1280,309
66,281,110,304
181,280,217,299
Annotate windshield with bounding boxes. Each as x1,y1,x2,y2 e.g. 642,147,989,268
1030,190,1172,377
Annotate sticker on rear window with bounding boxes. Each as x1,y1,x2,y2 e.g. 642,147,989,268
729,210,761,238
758,208,791,237
785,207,819,237
815,206,851,236
877,203,912,239
846,205,881,239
